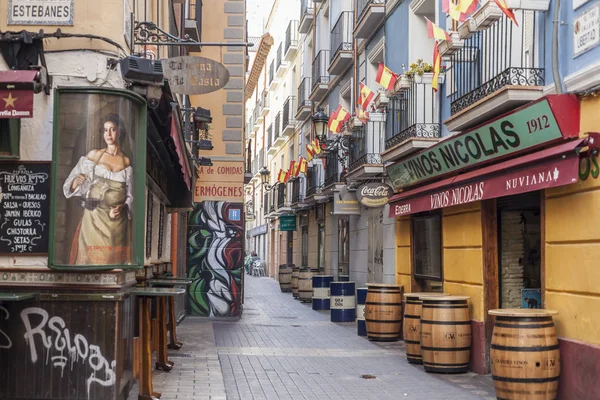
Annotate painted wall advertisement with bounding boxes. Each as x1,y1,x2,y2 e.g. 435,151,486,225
50,89,145,268
195,162,245,202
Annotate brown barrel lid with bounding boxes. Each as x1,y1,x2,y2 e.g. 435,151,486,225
420,295,470,301
366,283,402,288
489,308,558,317
404,292,449,299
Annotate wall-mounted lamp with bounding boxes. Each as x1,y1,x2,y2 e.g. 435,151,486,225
259,166,275,191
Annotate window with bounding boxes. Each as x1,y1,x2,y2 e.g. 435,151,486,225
0,119,20,158
412,214,442,280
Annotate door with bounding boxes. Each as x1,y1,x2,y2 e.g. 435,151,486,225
367,209,384,283
317,223,325,272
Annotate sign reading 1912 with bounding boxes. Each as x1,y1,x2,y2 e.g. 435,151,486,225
8,0,74,25
387,98,567,191
162,56,230,95
0,163,50,254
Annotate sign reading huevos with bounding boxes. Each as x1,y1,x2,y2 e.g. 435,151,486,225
356,183,393,208
162,56,230,95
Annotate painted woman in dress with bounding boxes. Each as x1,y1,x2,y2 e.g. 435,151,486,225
63,114,133,265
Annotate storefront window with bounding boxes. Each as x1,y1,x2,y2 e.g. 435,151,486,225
338,217,349,275
412,214,442,280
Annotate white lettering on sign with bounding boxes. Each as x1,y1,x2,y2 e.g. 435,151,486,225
505,168,558,190
394,203,412,215
574,4,600,57
360,185,390,197
0,307,12,349
8,0,74,25
430,182,485,209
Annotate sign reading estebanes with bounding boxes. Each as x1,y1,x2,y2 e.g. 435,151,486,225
386,96,579,191
8,0,74,25
162,56,230,95
356,183,392,208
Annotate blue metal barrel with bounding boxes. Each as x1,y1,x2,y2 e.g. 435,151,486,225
356,287,368,336
330,282,356,322
312,275,333,310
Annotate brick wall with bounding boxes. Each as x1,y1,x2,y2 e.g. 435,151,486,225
500,211,524,308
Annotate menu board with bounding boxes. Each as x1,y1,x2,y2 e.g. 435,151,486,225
0,163,50,254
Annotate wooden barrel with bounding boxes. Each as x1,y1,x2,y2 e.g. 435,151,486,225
312,275,333,310
291,267,300,298
420,296,471,373
356,288,368,337
278,264,292,293
489,309,560,400
364,284,404,342
403,292,448,364
298,268,314,303
330,282,356,322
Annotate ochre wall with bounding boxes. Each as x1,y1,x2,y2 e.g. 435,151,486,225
442,202,484,323
395,216,412,291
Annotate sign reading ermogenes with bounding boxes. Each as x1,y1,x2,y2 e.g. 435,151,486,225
0,163,50,254
8,0,74,25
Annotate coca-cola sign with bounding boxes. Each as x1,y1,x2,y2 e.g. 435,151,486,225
356,183,393,208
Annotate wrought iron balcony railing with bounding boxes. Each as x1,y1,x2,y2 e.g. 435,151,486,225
269,60,275,85
306,166,321,197
301,0,314,16
276,42,283,71
385,82,441,150
282,96,295,128
331,11,353,62
264,192,270,213
291,176,305,204
357,0,385,23
349,117,385,171
277,182,286,209
267,125,273,149
274,112,281,139
285,20,299,55
323,151,340,187
297,77,312,111
450,11,545,115
257,149,264,169
312,50,330,91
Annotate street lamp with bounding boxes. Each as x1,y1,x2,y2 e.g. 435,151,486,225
259,166,274,191
312,107,329,143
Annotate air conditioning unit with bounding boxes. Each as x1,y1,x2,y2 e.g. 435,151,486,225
120,56,164,85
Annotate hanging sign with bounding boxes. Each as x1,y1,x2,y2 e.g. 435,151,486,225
356,183,392,208
162,56,230,95
0,90,33,118
8,0,74,25
332,189,360,215
279,215,297,231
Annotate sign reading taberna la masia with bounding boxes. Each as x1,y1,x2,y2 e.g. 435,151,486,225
162,56,230,95
8,0,74,25
387,99,566,191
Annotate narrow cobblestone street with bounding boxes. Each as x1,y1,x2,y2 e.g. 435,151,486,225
129,275,497,399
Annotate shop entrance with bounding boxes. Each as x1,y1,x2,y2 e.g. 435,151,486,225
497,191,542,309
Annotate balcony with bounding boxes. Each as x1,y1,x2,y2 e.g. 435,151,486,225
267,124,277,155
382,80,442,163
247,119,255,140
281,97,296,138
310,50,330,103
305,165,322,200
184,0,203,53
355,0,385,39
445,11,545,132
296,77,312,122
253,149,264,181
268,60,280,91
329,11,353,75
273,112,286,148
260,91,270,117
290,176,306,207
276,43,288,78
299,0,314,34
284,20,299,62
346,113,386,179
255,98,264,125
323,151,341,189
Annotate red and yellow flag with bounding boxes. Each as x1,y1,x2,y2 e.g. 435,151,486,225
355,105,370,124
432,42,442,92
442,0,477,22
493,0,518,25
327,106,340,132
298,157,307,175
359,83,375,111
288,161,296,178
313,138,322,155
375,63,397,91
277,169,287,183
426,18,452,42
306,142,315,161
329,105,350,133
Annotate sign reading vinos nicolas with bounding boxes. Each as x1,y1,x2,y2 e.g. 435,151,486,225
162,56,230,95
356,183,393,207
387,97,577,190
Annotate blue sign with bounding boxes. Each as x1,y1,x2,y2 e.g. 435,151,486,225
521,289,542,309
229,209,241,221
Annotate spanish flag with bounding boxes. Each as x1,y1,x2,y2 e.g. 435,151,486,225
493,0,518,26
306,142,315,161
355,105,370,124
329,105,350,133
298,157,307,175
432,42,442,92
277,169,287,183
327,106,340,132
288,161,296,178
442,0,477,22
313,138,322,155
375,63,397,91
425,18,452,42
359,83,375,111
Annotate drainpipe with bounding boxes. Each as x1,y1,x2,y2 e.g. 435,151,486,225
552,0,563,94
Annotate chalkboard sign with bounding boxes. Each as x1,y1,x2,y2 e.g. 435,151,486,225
0,162,50,254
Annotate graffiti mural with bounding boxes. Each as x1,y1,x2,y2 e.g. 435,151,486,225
187,201,243,317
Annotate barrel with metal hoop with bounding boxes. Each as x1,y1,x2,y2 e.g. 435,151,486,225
298,268,316,303
312,275,333,310
364,284,404,342
420,296,471,373
291,266,300,298
489,309,560,400
356,288,368,336
330,281,356,322
403,292,448,364
278,264,293,293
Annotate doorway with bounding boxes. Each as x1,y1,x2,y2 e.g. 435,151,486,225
497,192,542,309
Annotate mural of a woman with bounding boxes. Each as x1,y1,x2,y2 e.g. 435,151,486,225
63,114,133,265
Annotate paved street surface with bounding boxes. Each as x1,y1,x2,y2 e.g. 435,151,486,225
130,275,496,399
